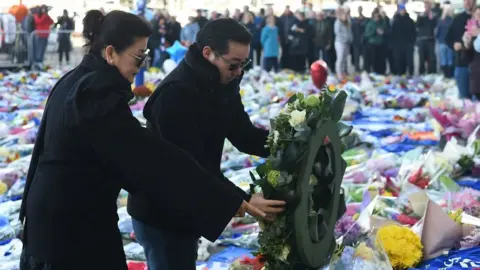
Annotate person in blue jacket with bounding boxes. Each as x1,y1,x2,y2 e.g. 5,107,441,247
261,15,280,72
436,7,455,78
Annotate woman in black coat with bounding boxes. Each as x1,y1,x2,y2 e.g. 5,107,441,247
19,10,264,270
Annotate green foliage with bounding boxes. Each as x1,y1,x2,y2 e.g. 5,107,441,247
252,90,352,269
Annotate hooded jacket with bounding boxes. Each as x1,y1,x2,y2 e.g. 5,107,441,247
20,53,243,269
128,44,269,234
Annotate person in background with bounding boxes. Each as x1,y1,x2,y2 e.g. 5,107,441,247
325,10,337,72
436,6,455,78
196,9,209,29
132,18,283,270
391,4,416,76
33,5,54,66
55,9,75,66
149,16,171,67
210,11,219,21
445,0,476,99
416,0,438,74
306,10,317,67
253,9,265,66
289,11,311,73
168,16,181,42
224,9,230,18
312,11,332,62
465,7,480,99
334,7,353,78
20,10,264,270
233,9,242,21
279,6,295,70
181,16,200,47
261,15,280,72
240,6,252,21
364,10,386,74
378,7,392,74
242,13,257,70
351,6,368,72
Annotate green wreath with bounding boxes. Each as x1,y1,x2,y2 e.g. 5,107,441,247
250,89,352,269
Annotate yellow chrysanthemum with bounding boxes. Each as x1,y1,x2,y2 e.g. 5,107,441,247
355,242,374,260
328,85,336,92
377,225,423,269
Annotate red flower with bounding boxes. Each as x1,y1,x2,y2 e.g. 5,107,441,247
396,214,419,226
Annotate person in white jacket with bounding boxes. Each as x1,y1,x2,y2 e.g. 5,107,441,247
334,7,353,78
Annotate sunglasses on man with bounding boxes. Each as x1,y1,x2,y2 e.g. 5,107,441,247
131,49,150,67
214,51,251,71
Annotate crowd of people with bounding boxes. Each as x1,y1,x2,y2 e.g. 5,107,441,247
143,0,480,100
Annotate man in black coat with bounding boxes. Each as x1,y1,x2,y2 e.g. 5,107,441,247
128,18,285,270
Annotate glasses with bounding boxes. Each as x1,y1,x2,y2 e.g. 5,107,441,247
131,49,150,67
214,51,251,71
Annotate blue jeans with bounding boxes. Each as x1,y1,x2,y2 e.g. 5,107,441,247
132,219,198,270
454,66,471,99
34,36,48,63
438,43,454,66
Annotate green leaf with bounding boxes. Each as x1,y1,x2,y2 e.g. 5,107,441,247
331,90,348,122
287,95,297,104
270,119,276,131
439,175,461,192
249,171,258,183
256,163,269,178
337,122,353,138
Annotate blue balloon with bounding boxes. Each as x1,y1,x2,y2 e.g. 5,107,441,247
165,41,188,63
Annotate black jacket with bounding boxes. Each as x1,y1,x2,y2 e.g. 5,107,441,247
445,11,472,67
416,13,437,40
20,53,243,269
128,44,269,235
391,13,416,46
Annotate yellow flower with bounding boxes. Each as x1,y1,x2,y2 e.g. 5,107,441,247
355,242,374,260
377,225,423,269
448,209,463,223
239,89,245,97
352,213,360,221
383,191,393,197
328,85,336,92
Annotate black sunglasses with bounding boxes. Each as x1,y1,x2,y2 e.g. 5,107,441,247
131,49,150,67
214,51,251,71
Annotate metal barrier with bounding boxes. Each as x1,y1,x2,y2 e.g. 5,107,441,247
28,29,84,69
0,27,29,69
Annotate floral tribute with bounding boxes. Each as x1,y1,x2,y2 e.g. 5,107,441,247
248,89,353,269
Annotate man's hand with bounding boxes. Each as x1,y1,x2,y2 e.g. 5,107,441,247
236,200,266,218
249,193,286,217
454,42,463,51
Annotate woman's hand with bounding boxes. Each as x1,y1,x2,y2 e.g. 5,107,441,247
236,200,266,218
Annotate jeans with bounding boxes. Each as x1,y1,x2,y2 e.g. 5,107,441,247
263,57,279,72
34,36,48,63
334,42,349,76
455,66,471,99
438,43,454,66
132,219,198,270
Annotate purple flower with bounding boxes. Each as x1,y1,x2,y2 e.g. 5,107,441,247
335,215,362,245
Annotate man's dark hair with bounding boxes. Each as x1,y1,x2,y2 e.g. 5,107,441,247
196,18,252,55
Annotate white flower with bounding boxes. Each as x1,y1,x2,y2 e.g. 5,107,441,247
273,130,280,145
279,245,291,261
289,110,306,127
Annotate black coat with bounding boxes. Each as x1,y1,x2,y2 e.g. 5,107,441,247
128,44,269,235
19,53,243,269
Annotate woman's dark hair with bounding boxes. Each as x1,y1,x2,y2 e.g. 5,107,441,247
83,10,152,54
196,18,252,55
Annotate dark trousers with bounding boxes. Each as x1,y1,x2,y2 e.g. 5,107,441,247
263,57,279,72
324,47,336,73
352,44,365,72
58,51,70,63
253,44,262,66
132,219,198,270
366,43,385,74
307,42,317,67
418,39,437,74
280,43,292,69
290,54,307,73
34,36,48,63
392,44,414,75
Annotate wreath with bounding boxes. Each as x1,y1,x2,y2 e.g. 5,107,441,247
247,88,352,269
